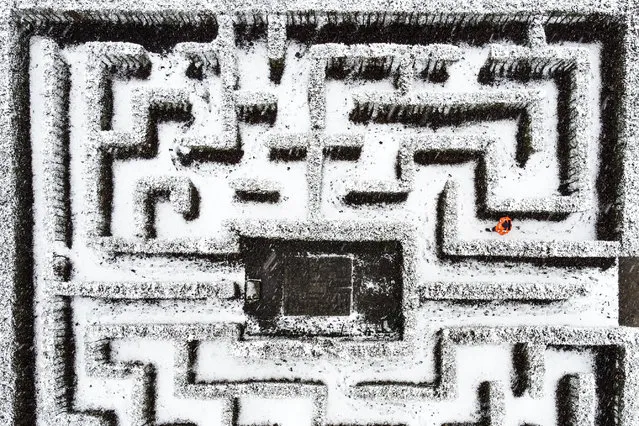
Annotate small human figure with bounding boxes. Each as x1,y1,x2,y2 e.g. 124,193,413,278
486,216,512,235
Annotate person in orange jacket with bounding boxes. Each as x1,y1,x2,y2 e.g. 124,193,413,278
487,216,512,235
